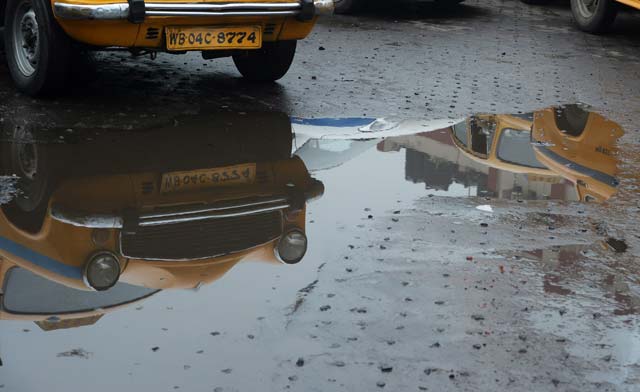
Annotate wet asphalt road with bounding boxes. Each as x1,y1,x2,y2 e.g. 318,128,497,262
1,0,640,391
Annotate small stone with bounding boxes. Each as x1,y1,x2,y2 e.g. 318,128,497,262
430,342,441,348
320,305,331,311
319,46,326,50
221,368,232,374
296,358,305,367
376,381,386,388
330,360,346,367
471,314,485,321
472,344,482,350
380,365,393,373
151,347,159,352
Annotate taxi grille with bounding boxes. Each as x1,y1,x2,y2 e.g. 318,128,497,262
121,210,282,260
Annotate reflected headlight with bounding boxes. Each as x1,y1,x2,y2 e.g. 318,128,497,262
275,229,308,265
83,251,121,291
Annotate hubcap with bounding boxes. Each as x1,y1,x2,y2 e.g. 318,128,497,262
12,2,39,77
576,0,599,18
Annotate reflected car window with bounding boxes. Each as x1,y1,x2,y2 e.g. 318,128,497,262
497,128,546,169
3,267,158,314
452,121,469,148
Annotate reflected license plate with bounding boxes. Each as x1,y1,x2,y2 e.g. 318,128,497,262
161,163,256,193
165,26,262,51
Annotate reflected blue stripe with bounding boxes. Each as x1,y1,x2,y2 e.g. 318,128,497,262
536,146,619,188
291,117,375,127
0,236,82,279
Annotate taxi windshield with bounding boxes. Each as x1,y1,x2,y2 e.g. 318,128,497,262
452,121,469,148
2,268,159,315
496,128,546,169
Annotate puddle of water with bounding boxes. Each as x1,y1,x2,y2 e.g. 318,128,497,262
0,104,632,391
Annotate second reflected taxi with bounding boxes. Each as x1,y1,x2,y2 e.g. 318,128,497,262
0,111,323,291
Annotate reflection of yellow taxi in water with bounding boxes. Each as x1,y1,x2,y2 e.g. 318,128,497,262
448,106,623,202
531,105,624,203
0,0,333,95
449,112,557,177
0,257,158,329
0,112,323,291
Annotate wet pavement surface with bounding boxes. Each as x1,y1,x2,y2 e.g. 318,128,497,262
1,0,640,391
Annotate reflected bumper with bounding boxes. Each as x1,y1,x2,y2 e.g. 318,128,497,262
51,195,297,229
53,0,334,22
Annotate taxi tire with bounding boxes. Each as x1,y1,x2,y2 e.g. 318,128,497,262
570,0,618,33
4,0,73,96
233,40,296,82
1,136,54,234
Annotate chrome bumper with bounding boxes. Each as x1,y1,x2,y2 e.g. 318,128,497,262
50,196,292,229
53,0,334,21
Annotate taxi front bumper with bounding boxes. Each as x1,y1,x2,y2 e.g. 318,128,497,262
53,0,334,23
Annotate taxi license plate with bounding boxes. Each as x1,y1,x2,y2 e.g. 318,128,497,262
165,26,262,51
161,163,256,193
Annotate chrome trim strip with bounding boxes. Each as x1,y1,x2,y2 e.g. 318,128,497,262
51,196,290,228
145,2,300,10
139,202,290,226
140,196,289,219
53,3,130,20
51,205,124,228
54,0,333,20
145,10,298,16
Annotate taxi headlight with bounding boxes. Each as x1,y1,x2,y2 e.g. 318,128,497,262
275,229,308,264
83,251,121,291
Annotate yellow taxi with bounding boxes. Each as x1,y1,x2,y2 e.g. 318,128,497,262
522,0,639,33
0,111,323,291
448,106,623,202
449,112,557,177
570,0,639,32
0,0,333,95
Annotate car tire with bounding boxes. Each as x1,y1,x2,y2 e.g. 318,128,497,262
334,0,364,14
4,0,73,96
233,40,297,82
1,126,55,233
570,0,618,33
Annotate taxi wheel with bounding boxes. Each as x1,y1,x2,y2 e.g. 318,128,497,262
4,0,73,96
570,0,618,33
1,126,53,233
233,40,296,82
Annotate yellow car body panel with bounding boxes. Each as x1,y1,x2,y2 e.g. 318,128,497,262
531,107,623,202
616,0,640,9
